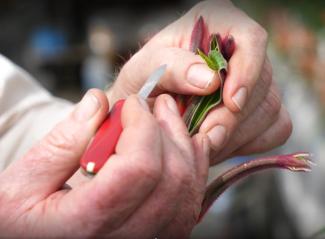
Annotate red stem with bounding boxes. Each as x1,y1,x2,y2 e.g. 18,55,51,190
198,153,313,222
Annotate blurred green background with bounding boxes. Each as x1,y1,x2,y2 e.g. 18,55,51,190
0,1,324,238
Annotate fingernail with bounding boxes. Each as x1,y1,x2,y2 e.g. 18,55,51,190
74,91,100,122
207,125,227,151
187,64,216,89
164,96,180,115
138,97,150,111
232,87,248,110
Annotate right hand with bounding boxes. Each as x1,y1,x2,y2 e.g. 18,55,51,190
0,90,209,238
108,0,292,165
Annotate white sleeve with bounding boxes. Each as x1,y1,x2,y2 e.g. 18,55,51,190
0,55,74,171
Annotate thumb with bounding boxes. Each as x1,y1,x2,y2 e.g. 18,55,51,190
2,89,109,201
113,46,220,100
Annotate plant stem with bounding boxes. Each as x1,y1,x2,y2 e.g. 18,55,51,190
198,153,314,222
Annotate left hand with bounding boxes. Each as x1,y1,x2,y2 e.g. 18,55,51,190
106,0,292,165
0,90,209,238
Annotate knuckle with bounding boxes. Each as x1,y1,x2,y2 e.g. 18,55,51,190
249,23,268,47
261,61,273,87
176,170,193,187
259,27,269,43
169,156,193,188
279,108,293,142
267,107,292,148
133,152,162,185
127,106,159,132
156,49,181,80
261,86,282,118
42,123,79,157
265,57,273,76
232,126,246,146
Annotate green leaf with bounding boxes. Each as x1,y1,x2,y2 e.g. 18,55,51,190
187,87,223,135
209,50,227,72
197,49,218,71
185,35,228,135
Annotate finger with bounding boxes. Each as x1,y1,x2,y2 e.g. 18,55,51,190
215,83,282,162
183,1,269,112
66,94,173,188
111,134,188,238
192,133,210,187
153,94,192,159
160,134,210,239
200,104,233,153
153,94,210,184
113,46,220,100
63,95,164,232
153,99,210,239
2,89,109,201
199,63,272,157
231,106,293,156
112,96,205,238
222,25,269,112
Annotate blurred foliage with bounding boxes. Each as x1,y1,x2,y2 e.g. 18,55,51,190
234,0,325,30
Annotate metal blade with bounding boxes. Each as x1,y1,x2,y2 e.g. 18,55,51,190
138,64,167,99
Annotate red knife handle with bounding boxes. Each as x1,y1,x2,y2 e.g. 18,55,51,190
80,99,125,174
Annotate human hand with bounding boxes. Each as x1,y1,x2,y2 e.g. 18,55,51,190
108,0,292,164
0,90,209,238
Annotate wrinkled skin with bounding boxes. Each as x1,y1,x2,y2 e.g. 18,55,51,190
108,0,292,165
0,1,293,238
0,91,209,238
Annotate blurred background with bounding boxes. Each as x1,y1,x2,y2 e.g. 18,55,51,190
0,0,324,238
0,0,196,101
